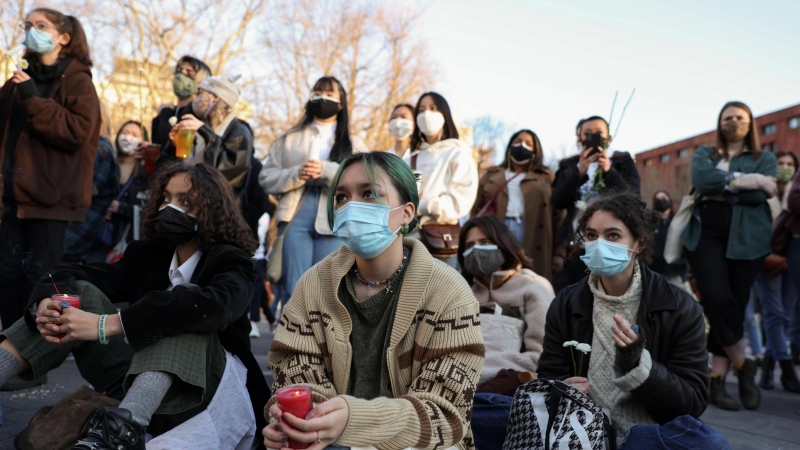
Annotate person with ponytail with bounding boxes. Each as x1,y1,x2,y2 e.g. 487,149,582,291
259,76,367,314
0,8,100,328
471,129,556,280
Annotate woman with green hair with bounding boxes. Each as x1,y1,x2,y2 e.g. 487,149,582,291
262,151,484,449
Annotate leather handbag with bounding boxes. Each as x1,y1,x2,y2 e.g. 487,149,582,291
476,171,523,217
771,209,792,256
411,153,462,257
265,187,310,284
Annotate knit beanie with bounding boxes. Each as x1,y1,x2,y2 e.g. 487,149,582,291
198,75,240,108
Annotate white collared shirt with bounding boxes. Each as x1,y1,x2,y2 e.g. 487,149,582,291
167,249,204,291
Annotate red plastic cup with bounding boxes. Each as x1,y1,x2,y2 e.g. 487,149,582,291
275,386,313,449
50,294,81,339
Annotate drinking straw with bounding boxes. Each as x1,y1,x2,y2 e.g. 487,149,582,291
49,274,61,295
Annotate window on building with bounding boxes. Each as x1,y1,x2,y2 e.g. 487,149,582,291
678,148,690,158
645,159,654,167
660,153,671,163
761,142,776,152
789,116,800,129
763,123,777,135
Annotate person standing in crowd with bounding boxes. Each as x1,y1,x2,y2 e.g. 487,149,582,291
537,192,720,446
405,92,478,267
106,121,152,246
262,151,483,449
786,167,800,364
648,190,688,286
551,116,640,293
0,163,269,449
63,103,119,264
471,129,556,280
756,150,800,392
0,8,100,328
259,76,367,314
150,56,212,146
386,103,414,158
458,215,554,450
682,101,777,411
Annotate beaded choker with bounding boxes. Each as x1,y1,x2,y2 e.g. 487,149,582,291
354,247,409,296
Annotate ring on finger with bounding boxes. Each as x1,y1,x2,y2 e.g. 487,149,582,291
52,317,61,325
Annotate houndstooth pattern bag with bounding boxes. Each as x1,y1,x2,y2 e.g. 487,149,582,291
503,379,614,450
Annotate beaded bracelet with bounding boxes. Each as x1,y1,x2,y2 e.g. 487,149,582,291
98,314,109,345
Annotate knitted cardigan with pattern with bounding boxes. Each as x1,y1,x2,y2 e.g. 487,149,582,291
267,238,485,450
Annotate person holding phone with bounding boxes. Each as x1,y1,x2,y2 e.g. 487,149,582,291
551,116,641,292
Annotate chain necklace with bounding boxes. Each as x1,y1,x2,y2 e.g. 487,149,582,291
354,247,409,296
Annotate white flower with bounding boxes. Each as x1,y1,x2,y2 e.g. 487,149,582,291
574,200,587,211
575,343,592,354
563,340,578,348
20,58,28,69
168,116,178,126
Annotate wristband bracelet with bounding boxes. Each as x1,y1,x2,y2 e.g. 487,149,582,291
99,314,109,345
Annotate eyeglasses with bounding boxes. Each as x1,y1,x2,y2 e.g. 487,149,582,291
19,22,55,33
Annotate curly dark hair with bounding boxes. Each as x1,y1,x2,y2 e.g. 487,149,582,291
142,162,257,254
572,191,659,264
458,215,533,285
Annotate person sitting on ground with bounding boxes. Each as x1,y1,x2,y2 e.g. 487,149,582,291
0,162,269,450
262,151,484,450
457,214,554,450
537,191,722,447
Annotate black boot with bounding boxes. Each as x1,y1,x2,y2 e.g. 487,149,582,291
780,359,800,394
759,356,775,390
736,358,761,410
72,407,145,450
709,375,740,410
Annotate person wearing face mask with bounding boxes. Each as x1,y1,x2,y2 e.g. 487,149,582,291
385,103,415,158
405,92,479,267
472,129,557,280
259,76,368,317
456,215,554,450
0,8,100,331
551,116,641,293
786,161,800,365
63,103,121,264
0,162,270,449
647,190,689,287
537,191,725,448
262,152,483,450
150,56,212,146
681,101,777,412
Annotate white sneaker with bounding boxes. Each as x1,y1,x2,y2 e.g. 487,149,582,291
250,321,261,338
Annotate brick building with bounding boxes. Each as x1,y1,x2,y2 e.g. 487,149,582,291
635,103,800,205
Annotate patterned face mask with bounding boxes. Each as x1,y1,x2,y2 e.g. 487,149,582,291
173,72,197,100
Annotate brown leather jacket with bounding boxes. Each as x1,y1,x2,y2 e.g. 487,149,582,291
471,166,557,280
0,59,100,222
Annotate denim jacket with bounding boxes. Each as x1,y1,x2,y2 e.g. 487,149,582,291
681,145,777,260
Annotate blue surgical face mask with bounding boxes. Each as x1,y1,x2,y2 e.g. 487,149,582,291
333,201,405,259
580,238,637,277
24,27,57,55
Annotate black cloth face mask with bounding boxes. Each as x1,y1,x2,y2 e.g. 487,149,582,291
509,144,534,164
654,198,671,212
308,98,340,120
152,204,198,245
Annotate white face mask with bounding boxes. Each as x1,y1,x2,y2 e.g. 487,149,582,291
118,134,141,155
416,111,445,137
388,118,414,140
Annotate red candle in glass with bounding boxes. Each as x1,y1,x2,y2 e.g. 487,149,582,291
275,386,313,449
51,294,81,339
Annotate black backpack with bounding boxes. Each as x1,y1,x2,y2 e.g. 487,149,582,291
503,379,615,450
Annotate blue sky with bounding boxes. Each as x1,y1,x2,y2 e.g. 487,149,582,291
409,0,800,160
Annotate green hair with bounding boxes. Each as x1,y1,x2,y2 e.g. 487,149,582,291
327,151,420,232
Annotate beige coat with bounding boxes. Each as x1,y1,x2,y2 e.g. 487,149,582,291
259,125,367,234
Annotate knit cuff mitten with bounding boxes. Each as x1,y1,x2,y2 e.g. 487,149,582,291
615,327,646,373
17,79,39,101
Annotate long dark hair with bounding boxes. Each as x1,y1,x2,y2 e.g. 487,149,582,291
26,8,92,67
409,92,459,151
776,150,799,172
501,129,550,176
651,190,676,215
716,101,761,160
572,191,659,264
114,120,149,158
457,215,532,284
292,76,354,163
142,162,257,254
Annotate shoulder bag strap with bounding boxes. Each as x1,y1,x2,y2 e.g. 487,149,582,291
476,171,523,217
411,153,418,170
115,173,136,201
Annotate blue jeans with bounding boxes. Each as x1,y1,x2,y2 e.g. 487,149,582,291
278,187,342,311
744,290,763,356
753,269,797,360
504,217,525,247
471,392,513,450
787,237,800,353
620,415,731,450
